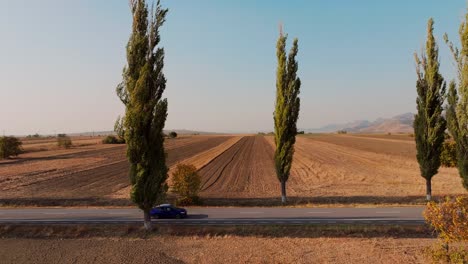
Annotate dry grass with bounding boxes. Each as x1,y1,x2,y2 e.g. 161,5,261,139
19,136,105,153
0,224,435,264
0,235,433,264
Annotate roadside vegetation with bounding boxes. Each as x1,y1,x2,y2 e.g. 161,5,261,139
171,163,202,205
425,197,468,262
413,18,446,201
116,0,169,230
417,10,468,262
273,25,301,204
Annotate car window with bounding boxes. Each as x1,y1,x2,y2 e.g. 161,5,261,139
165,207,171,211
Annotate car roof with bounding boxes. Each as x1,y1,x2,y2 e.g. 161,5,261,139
158,203,172,207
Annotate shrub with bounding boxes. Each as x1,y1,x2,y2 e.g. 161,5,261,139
441,140,457,167
176,196,202,206
102,135,125,144
298,131,305,134
57,134,72,149
171,164,201,205
425,196,468,262
0,136,22,159
169,131,178,138
337,130,347,134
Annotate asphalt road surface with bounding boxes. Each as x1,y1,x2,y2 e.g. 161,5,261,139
0,207,425,225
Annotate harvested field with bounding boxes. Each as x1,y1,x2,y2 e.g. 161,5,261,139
1,133,466,206
19,136,105,153
0,135,233,206
0,236,433,264
199,134,464,205
281,134,465,204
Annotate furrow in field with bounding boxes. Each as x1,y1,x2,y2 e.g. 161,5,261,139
199,136,278,198
283,136,464,197
0,136,233,200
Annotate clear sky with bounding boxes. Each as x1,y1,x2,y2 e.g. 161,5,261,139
0,1,466,135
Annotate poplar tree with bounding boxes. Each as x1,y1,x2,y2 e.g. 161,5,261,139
444,12,468,190
414,18,447,201
116,0,169,230
274,27,301,204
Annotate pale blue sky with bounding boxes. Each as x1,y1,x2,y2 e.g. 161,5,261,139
0,1,466,135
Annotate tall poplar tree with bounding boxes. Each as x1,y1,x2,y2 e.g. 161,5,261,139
116,0,169,230
274,27,301,204
414,18,447,201
444,12,468,190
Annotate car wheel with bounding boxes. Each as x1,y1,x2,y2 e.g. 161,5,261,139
175,214,181,219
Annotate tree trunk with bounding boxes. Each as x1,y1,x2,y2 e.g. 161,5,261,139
143,210,152,230
443,242,450,263
281,180,287,204
426,178,432,201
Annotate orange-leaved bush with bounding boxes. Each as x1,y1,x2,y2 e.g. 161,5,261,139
425,196,468,242
171,164,201,204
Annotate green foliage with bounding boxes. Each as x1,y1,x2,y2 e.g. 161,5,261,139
102,135,125,144
441,140,457,167
337,130,347,134
273,27,301,203
444,11,468,190
297,131,305,135
414,18,447,200
114,116,125,142
0,136,22,159
57,134,72,149
116,0,169,228
168,131,177,138
171,164,201,204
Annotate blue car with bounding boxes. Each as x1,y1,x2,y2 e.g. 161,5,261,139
150,204,188,219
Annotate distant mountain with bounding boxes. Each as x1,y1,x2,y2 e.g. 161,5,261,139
306,113,415,134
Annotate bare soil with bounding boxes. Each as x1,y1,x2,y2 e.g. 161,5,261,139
0,236,433,264
1,133,465,206
199,136,278,198
200,134,464,206
0,136,232,206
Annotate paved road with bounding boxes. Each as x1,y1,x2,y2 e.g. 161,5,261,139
0,207,425,225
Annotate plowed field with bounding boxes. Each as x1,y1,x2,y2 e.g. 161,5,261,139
199,136,278,198
1,133,465,206
198,134,465,205
0,136,233,205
